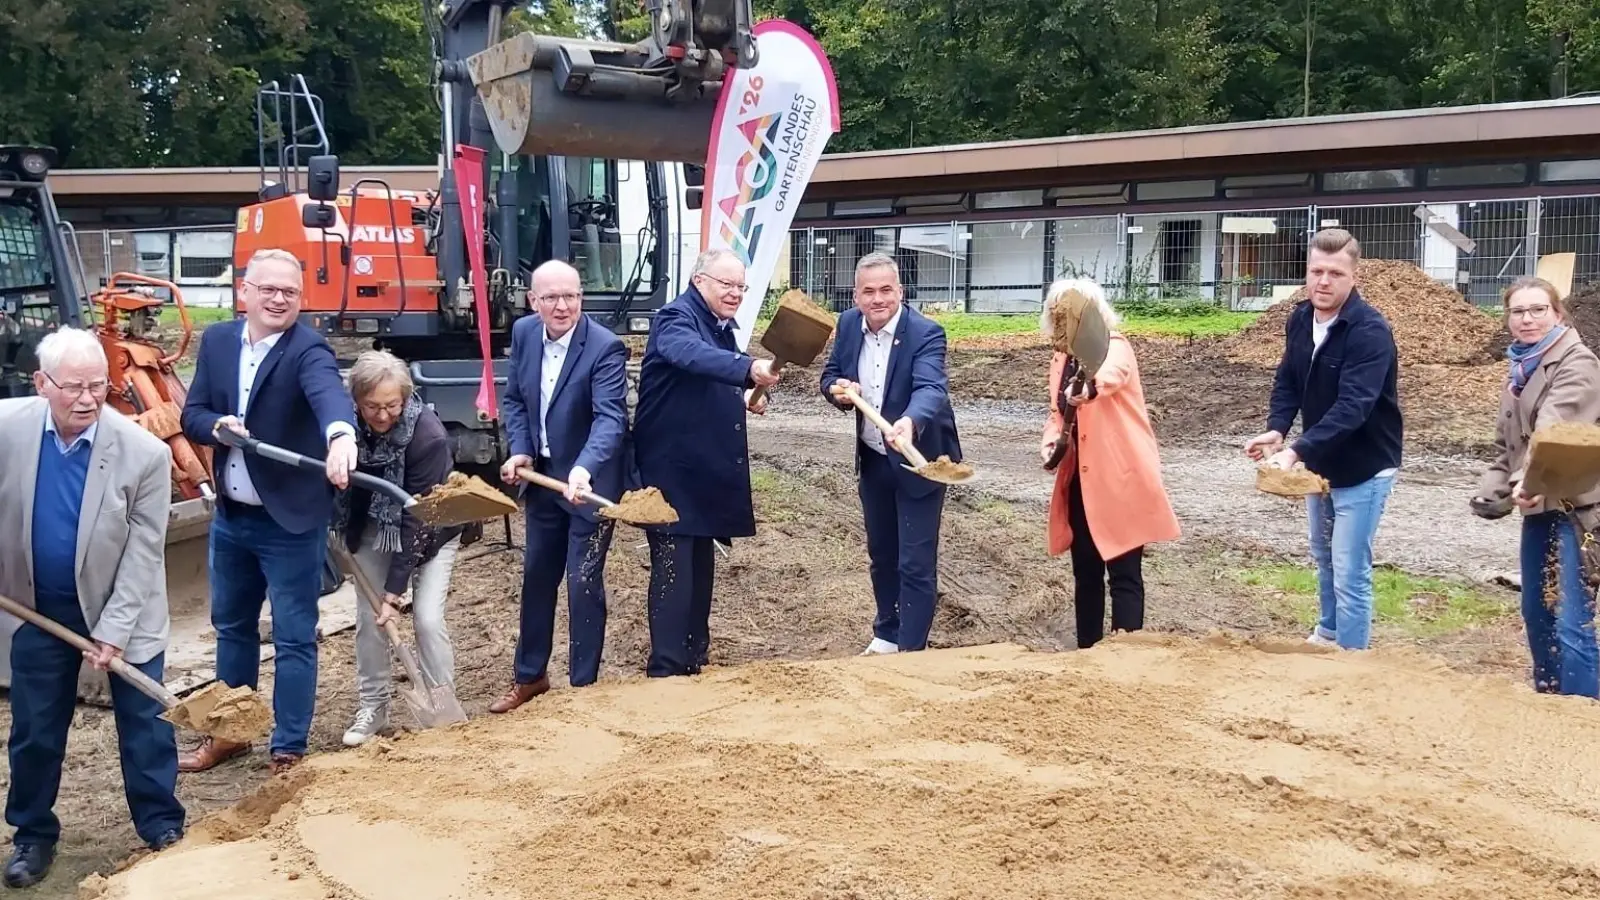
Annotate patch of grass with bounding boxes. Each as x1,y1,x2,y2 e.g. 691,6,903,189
159,305,234,327
1236,563,1515,638
1119,310,1258,338
751,466,808,523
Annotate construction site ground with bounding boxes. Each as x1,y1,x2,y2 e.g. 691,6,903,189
11,280,1600,898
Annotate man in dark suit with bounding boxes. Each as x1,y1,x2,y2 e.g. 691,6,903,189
491,260,630,709
632,249,780,676
177,247,358,774
822,251,962,655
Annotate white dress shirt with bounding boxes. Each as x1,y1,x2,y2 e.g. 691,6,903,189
223,326,354,505
538,325,575,459
856,307,902,455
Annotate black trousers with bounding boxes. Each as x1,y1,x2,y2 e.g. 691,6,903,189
1066,474,1145,649
644,532,716,677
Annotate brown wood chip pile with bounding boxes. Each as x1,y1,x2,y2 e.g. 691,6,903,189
1223,259,1502,366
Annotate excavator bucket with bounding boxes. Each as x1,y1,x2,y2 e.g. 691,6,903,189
466,0,759,163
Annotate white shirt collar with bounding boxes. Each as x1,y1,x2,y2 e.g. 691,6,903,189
862,306,903,339
43,405,97,455
241,323,287,351
543,324,576,350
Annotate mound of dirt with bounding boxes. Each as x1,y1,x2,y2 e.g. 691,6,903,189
101,639,1600,899
1224,259,1502,366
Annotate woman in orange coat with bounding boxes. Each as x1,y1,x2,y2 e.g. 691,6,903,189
1039,278,1181,648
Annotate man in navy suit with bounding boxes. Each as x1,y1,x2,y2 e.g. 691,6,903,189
177,247,358,774
822,251,962,655
491,260,630,710
633,249,781,677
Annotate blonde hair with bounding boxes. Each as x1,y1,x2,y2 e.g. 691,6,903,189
243,248,303,283
1040,277,1120,339
346,349,414,401
1308,228,1361,262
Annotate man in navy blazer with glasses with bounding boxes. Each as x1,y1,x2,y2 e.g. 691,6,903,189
178,247,358,775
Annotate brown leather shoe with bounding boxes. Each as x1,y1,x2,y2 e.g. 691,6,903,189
178,737,249,773
270,753,302,775
487,675,550,713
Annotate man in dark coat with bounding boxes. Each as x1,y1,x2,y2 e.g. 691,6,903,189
632,249,781,676
822,252,962,655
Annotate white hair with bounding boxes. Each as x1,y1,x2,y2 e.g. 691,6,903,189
690,248,743,277
36,326,107,376
1041,277,1120,339
244,248,303,282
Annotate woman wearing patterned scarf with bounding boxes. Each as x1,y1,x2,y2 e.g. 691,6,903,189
334,350,468,743
1471,276,1600,699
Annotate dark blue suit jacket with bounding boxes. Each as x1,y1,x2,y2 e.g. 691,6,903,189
633,286,756,539
501,312,630,522
820,304,962,498
180,319,357,535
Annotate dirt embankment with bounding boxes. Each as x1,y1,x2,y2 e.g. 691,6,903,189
101,638,1600,900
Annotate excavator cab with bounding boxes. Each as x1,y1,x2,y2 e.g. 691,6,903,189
0,146,85,400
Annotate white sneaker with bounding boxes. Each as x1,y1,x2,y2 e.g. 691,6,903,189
342,705,388,747
860,638,899,655
1306,632,1338,649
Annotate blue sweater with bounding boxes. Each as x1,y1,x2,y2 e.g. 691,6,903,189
32,433,91,602
1266,290,1404,488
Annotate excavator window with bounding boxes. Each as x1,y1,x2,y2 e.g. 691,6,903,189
0,193,53,294
564,156,623,294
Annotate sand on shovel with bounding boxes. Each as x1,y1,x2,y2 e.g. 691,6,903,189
918,455,975,481
1524,421,1600,500
1256,464,1329,497
164,682,274,744
415,471,519,526
599,487,679,526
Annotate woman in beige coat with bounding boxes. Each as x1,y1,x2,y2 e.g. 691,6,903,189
1470,275,1600,698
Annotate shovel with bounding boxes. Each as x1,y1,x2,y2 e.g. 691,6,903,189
327,540,468,729
0,592,273,744
515,466,680,527
747,290,837,408
832,385,975,485
1042,287,1113,471
215,429,513,527
1522,421,1600,502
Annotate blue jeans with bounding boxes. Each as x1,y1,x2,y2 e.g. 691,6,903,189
1305,473,1395,650
1519,511,1600,698
210,502,327,755
7,596,184,848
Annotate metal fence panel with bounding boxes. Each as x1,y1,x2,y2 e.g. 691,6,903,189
69,225,236,307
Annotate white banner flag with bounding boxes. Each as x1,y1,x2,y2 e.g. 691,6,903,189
701,19,840,350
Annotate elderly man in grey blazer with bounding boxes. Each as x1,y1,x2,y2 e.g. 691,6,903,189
0,327,185,889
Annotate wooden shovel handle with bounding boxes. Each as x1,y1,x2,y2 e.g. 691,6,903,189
516,466,616,508
837,386,930,468
0,592,178,708
328,542,432,689
746,359,786,407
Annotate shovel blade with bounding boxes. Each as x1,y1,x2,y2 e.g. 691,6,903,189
901,463,977,485
1525,422,1600,501
396,682,468,730
412,473,520,528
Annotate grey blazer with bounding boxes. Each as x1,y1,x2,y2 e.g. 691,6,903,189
0,397,173,665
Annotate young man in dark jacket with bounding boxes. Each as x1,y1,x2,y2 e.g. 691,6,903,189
1246,228,1403,651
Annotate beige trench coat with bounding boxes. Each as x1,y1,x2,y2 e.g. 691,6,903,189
1477,326,1600,516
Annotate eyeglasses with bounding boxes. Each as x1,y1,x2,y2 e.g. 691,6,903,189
44,373,110,399
359,400,404,417
536,292,582,306
1507,304,1552,319
698,273,748,294
246,281,302,301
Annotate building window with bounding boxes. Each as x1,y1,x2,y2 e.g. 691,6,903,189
796,202,828,219
1425,163,1527,187
832,199,893,217
1223,173,1312,199
1322,169,1415,192
974,189,1044,210
1134,179,1217,202
1047,183,1128,206
1539,159,1600,183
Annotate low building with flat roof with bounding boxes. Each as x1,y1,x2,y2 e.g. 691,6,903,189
45,96,1600,310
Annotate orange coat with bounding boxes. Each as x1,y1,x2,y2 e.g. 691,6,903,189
1044,335,1181,560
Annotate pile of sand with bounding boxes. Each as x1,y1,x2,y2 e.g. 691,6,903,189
99,638,1600,899
1225,259,1502,366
